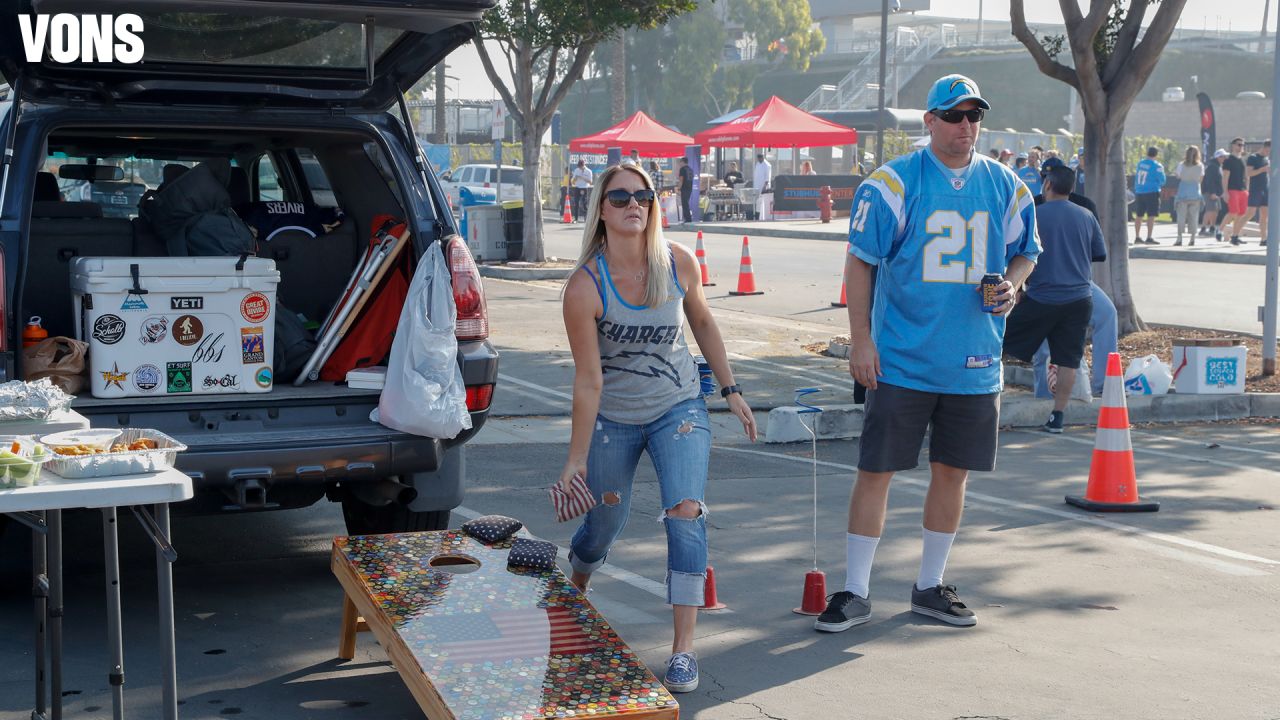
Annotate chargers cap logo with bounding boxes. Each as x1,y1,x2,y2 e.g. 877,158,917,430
927,74,992,112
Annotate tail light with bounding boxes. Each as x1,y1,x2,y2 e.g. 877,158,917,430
482,182,491,188
447,235,489,341
466,384,494,411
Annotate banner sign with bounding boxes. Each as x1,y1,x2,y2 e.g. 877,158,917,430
1197,92,1216,163
772,175,861,212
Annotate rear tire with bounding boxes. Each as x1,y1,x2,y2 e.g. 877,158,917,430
340,497,450,535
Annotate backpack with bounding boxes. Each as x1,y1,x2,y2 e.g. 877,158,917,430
139,158,256,257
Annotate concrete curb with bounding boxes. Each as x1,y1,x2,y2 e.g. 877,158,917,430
695,222,845,242
478,264,573,281
1129,246,1268,266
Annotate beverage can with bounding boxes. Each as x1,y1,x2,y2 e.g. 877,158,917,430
693,355,715,397
980,273,1004,313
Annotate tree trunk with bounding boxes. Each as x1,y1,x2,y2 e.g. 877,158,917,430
521,123,547,262
1087,116,1147,334
610,39,627,123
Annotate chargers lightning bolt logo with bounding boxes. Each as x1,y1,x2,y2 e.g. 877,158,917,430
950,78,970,94
600,350,683,388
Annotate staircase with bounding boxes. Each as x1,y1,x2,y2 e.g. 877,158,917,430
800,27,948,113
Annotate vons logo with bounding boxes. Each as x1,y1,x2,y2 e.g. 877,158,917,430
19,14,144,64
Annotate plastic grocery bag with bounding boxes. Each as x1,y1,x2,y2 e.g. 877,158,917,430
371,242,472,439
1048,362,1093,403
1123,354,1172,396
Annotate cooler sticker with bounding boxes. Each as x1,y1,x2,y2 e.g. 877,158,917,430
139,316,168,345
241,327,265,364
133,364,161,392
121,293,149,311
173,315,203,346
1206,356,1239,388
191,332,226,364
241,292,270,323
100,362,129,391
92,314,125,345
166,362,193,393
255,366,273,388
171,296,204,311
965,354,994,369
202,373,240,390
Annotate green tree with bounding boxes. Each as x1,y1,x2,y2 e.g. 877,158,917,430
1012,0,1189,334
474,0,697,262
728,0,824,72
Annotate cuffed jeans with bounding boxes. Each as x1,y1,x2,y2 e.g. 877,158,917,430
569,398,710,606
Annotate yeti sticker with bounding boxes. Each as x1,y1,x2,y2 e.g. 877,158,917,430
139,316,168,345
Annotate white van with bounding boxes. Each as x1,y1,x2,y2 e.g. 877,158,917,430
441,164,524,208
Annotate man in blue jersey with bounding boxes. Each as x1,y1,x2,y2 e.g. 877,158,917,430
1133,146,1166,244
815,74,1040,633
1017,146,1042,195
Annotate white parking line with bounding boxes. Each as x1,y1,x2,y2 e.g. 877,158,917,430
1130,429,1280,460
728,352,856,392
1044,430,1280,476
498,373,574,405
714,445,1278,572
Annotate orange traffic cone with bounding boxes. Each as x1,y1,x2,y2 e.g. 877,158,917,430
662,205,670,229
727,236,764,296
701,565,728,610
562,191,573,224
1066,352,1159,512
831,279,847,308
695,231,715,286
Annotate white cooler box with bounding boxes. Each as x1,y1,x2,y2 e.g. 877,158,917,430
70,257,280,398
1171,338,1247,395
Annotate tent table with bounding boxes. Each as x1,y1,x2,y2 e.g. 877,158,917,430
332,530,679,720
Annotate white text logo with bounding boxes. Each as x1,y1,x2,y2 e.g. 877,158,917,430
19,14,144,64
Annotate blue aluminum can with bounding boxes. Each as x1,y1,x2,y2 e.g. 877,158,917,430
693,355,715,397
980,273,1004,313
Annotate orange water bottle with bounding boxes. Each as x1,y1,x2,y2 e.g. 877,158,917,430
22,316,48,348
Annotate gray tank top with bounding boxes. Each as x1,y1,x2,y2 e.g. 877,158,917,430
582,249,699,424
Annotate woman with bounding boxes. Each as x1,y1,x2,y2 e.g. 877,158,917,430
800,159,817,175
559,164,756,694
1174,145,1205,246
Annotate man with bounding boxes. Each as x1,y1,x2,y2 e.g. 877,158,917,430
571,159,593,222
1221,137,1249,245
753,153,772,193
1132,146,1166,245
626,148,641,166
1004,165,1106,432
816,74,1039,633
999,148,1014,167
676,157,694,223
1245,139,1270,246
1070,147,1086,194
1033,156,1096,216
1201,148,1228,240
722,161,744,188
1017,146,1042,195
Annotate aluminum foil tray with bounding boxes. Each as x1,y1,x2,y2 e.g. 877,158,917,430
45,428,187,479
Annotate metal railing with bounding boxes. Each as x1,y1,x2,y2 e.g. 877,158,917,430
800,28,946,113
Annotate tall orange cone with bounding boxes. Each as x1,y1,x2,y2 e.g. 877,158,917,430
562,191,573,223
831,279,847,308
695,231,715,286
1066,352,1160,512
662,205,670,229
700,565,727,611
727,236,764,296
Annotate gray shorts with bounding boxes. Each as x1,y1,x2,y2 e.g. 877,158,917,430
858,383,1001,473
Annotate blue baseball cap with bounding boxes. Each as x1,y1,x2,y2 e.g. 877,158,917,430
926,74,991,112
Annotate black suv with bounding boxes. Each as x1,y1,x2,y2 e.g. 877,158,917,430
0,0,499,534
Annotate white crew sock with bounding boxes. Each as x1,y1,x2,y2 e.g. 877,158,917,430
843,532,880,598
916,527,957,591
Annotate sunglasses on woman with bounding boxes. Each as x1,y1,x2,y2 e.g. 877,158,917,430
605,188,656,208
933,108,985,124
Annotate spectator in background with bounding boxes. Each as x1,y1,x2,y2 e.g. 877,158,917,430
1173,145,1205,246
1018,147,1043,195
1201,149,1227,240
1069,148,1086,194
1000,148,1014,167
648,160,664,191
571,159,593,223
1245,139,1270,246
753,153,772,192
1015,153,1028,171
1132,146,1166,245
800,160,817,175
988,149,1000,160
627,148,641,166
676,157,694,223
722,161,744,188
1221,137,1249,245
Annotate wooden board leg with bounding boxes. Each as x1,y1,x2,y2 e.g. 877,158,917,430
338,593,359,660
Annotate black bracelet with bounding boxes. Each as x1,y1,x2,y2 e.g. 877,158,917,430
720,384,741,398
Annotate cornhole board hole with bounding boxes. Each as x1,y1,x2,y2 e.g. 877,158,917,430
332,530,680,720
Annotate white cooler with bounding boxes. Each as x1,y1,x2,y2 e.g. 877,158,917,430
1171,338,1247,395
70,257,280,398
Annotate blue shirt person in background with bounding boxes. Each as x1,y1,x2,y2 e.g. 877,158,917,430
1016,147,1042,195
1132,146,1167,244
814,73,1039,634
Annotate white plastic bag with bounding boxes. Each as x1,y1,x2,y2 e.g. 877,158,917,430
1048,362,1093,402
1123,354,1172,396
372,245,472,438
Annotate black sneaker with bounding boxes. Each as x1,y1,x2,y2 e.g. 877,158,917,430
1042,410,1064,433
814,591,871,633
1216,232,1224,242
1144,237,1159,244
1231,236,1242,245
910,584,977,626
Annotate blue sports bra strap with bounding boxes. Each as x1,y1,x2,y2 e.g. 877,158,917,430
580,264,606,314
667,247,684,297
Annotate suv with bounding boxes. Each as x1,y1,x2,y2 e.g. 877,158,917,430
0,0,499,534
441,164,524,209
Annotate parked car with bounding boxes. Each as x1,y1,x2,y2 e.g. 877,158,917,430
0,0,499,535
440,164,525,209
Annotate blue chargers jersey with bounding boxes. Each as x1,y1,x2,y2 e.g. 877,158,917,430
848,147,1041,394
1016,165,1042,195
1134,157,1166,194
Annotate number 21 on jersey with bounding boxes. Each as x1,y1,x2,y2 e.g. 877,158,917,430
922,210,990,284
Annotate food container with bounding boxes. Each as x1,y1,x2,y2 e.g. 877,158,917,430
0,435,54,489
44,428,187,479
40,428,123,453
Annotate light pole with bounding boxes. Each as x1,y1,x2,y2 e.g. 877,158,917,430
875,0,890,168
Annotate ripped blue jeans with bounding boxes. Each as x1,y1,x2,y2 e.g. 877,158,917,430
569,397,710,606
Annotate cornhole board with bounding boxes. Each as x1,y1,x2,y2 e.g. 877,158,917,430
332,531,679,720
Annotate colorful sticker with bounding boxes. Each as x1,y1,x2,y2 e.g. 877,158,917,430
92,314,125,345
139,316,168,345
241,327,265,364
170,296,204,311
133,364,161,392
166,362,193,393
202,374,240,390
254,366,273,388
1206,357,1239,388
190,332,226,364
172,315,203,346
121,293,149,311
965,354,994,369
100,362,129,390
241,292,270,323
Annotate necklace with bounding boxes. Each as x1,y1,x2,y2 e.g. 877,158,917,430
605,248,646,282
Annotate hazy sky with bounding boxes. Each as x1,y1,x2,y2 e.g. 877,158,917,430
445,1,1277,102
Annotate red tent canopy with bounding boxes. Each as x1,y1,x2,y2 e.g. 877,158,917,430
693,96,857,148
569,111,695,157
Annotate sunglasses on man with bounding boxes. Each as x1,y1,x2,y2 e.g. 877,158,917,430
932,108,985,124
605,188,656,208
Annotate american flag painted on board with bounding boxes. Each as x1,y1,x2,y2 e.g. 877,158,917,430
433,605,597,664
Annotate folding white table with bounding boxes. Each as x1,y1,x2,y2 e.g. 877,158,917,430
1,468,193,720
